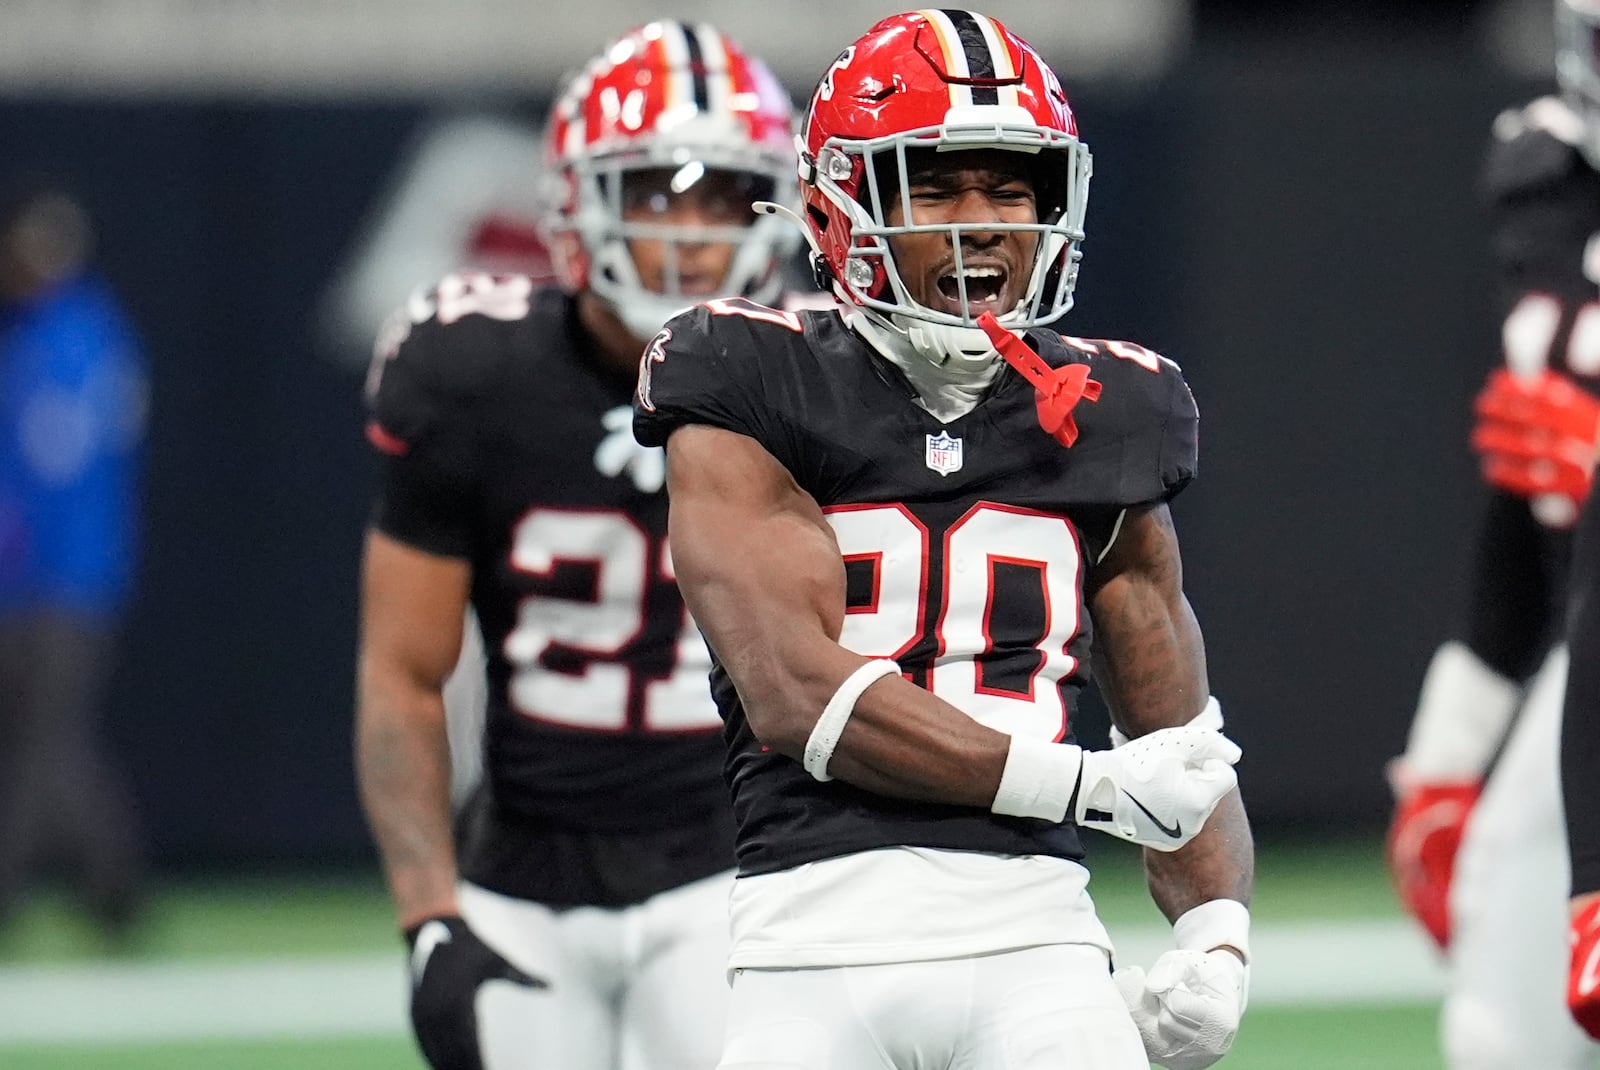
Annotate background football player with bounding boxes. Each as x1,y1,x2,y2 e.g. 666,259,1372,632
1564,469,1600,1046
636,11,1251,1069
354,21,803,1070
1386,1,1600,1066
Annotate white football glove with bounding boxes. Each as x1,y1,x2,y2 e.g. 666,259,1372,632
1114,900,1250,1070
1075,725,1241,851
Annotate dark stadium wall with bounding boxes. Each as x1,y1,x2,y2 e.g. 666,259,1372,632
0,40,1545,866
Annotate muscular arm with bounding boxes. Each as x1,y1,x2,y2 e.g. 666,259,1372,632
1088,503,1255,928
665,423,1010,804
355,530,470,929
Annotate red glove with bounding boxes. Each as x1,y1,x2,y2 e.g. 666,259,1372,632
1570,898,1600,1040
1385,781,1481,951
1471,368,1600,511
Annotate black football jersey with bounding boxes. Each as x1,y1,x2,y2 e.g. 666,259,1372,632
633,300,1197,876
366,275,732,906
1463,98,1600,680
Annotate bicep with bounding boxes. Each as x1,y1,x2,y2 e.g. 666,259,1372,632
1086,502,1208,735
666,423,845,653
359,529,471,693
665,424,854,739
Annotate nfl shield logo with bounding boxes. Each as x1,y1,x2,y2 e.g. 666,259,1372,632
925,431,963,476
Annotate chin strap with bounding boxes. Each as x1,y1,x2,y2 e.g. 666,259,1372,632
977,312,1101,447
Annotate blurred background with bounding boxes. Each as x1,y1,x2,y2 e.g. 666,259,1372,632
0,0,1565,1065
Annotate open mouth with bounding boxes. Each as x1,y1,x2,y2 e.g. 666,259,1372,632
674,273,722,297
934,265,1010,318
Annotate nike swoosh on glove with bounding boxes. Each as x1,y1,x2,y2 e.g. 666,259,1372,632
406,914,548,1070
1075,726,1242,852
1114,948,1248,1070
1569,898,1600,1041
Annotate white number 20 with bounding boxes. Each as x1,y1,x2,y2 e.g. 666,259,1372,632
825,502,1084,741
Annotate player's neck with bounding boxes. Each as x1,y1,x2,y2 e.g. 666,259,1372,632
576,291,648,380
846,308,1001,423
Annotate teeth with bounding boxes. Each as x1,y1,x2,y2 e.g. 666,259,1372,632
943,267,1003,281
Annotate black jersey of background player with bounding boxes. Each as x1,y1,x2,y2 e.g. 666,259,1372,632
1464,97,1600,680
634,299,1198,876
366,275,731,902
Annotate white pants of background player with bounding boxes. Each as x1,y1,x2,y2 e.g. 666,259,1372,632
1445,646,1598,1069
459,869,733,1070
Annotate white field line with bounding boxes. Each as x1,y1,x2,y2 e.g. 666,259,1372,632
0,918,1448,1046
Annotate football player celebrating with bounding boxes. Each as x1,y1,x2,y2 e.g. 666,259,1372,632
354,21,802,1070
634,11,1251,1069
1386,2,1600,1066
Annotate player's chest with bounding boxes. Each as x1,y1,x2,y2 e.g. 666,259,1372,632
473,392,670,572
788,372,1110,514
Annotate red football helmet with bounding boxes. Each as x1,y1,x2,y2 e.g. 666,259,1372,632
543,21,799,339
1558,0,1600,168
798,11,1091,365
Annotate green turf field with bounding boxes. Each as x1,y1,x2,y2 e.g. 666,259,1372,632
0,835,1447,1068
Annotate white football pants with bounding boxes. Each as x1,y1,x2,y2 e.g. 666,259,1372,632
459,869,733,1070
1446,646,1599,1069
442,610,487,808
717,944,1149,1070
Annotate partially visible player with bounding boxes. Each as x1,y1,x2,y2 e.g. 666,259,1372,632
1386,2,1600,1066
354,21,802,1070
636,11,1250,1068
1564,475,1600,1043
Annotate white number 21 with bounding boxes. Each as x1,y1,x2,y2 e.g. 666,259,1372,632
503,508,718,733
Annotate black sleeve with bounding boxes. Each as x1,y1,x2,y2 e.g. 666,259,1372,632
1087,345,1198,506
1156,360,1200,502
1044,335,1199,509
632,304,771,449
1460,490,1560,680
1484,121,1595,305
1565,489,1600,896
364,315,481,558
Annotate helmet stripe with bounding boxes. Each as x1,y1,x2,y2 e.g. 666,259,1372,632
656,20,695,115
694,22,732,115
941,10,1000,106
678,22,711,113
916,10,972,109
970,12,1021,108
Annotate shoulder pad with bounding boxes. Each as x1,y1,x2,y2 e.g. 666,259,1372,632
364,273,544,449
633,299,801,448
1043,333,1198,501
1053,334,1182,376
1485,97,1590,200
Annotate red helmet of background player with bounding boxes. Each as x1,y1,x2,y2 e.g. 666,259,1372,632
543,20,800,339
797,10,1091,366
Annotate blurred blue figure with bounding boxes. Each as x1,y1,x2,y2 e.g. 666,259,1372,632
0,184,147,936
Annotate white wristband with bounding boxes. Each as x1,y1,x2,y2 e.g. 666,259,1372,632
1109,695,1224,749
991,735,1084,822
804,660,900,782
1172,898,1251,962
